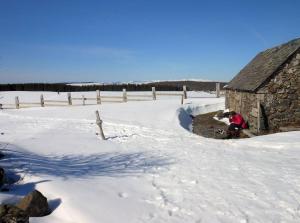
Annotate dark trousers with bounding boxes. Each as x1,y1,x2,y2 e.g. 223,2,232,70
227,123,242,138
228,123,242,131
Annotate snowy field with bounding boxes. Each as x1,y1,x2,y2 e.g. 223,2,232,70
0,91,300,223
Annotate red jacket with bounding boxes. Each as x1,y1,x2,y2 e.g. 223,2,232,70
229,113,248,129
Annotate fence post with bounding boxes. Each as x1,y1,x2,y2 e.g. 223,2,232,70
181,94,184,105
152,87,156,100
40,94,44,107
0,104,2,109
183,85,187,99
68,93,72,105
82,95,86,106
95,110,106,140
123,89,127,102
15,96,20,109
96,90,101,104
216,83,220,98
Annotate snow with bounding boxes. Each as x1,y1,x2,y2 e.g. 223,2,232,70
67,82,102,86
0,91,299,223
133,78,217,84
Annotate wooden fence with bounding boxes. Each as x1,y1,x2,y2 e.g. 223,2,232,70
0,84,222,109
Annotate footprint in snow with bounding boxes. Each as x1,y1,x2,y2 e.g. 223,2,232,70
148,212,155,219
118,192,129,198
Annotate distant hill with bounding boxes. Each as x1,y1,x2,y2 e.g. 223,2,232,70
149,80,227,91
0,80,227,92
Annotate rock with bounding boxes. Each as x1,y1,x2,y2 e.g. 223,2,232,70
288,94,298,100
0,167,5,188
287,68,296,74
216,110,225,119
292,60,299,66
17,190,50,217
0,204,29,223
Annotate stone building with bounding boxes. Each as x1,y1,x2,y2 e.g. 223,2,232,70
225,38,300,133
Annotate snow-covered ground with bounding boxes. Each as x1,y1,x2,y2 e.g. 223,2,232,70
0,91,299,223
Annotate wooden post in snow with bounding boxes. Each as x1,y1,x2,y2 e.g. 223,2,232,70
96,90,101,104
82,95,86,106
152,87,156,100
181,94,184,105
123,89,127,102
40,94,44,107
15,96,20,109
68,93,72,105
183,85,187,99
216,83,220,98
95,110,106,140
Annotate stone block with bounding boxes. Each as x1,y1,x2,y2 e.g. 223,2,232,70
17,190,50,217
292,60,299,66
0,205,29,223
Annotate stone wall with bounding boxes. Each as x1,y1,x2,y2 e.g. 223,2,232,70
225,51,300,133
225,90,260,132
259,52,300,130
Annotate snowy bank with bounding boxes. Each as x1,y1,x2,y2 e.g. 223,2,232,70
0,91,299,223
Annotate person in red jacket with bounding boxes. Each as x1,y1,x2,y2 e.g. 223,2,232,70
226,111,248,138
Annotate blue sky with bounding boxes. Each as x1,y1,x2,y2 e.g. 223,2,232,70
0,0,299,83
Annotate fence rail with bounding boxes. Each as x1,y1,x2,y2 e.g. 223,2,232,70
100,96,123,99
128,98,153,101
156,93,183,96
127,94,153,97
0,83,223,109
44,100,68,103
19,102,42,105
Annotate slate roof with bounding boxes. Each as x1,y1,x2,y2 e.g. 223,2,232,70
226,38,300,92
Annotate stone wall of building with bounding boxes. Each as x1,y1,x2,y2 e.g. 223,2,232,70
225,90,260,132
259,52,300,130
225,52,300,133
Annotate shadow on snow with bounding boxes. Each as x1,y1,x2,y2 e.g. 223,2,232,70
0,145,173,179
0,143,172,212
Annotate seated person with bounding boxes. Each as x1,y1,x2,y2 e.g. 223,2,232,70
226,111,248,138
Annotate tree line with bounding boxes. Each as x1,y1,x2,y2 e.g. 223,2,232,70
0,81,227,92
0,83,181,92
